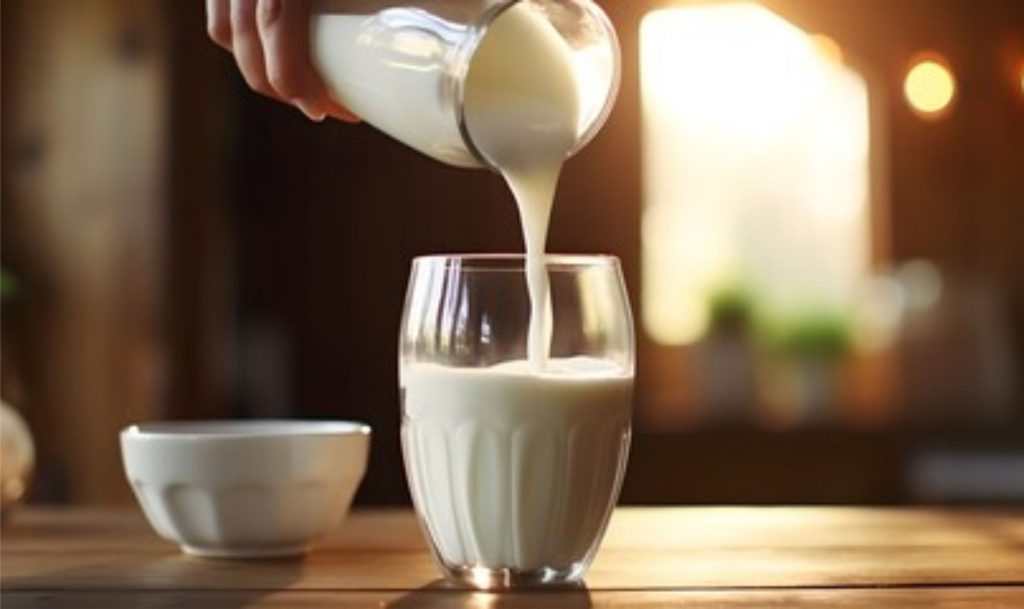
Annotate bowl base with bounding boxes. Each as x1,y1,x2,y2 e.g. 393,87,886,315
181,543,310,559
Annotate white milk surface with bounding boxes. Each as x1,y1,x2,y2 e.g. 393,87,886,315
402,358,632,570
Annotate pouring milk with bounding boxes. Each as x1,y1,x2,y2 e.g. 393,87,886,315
461,3,580,369
314,1,631,579
312,1,606,368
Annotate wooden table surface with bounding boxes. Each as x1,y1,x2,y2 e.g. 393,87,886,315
2,507,1023,607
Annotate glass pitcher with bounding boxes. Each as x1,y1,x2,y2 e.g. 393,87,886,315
311,0,620,168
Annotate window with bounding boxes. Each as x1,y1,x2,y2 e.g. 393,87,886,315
641,4,873,349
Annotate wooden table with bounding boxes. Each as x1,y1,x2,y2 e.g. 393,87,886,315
3,507,1023,607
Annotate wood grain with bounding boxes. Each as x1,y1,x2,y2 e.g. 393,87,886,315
3,507,1023,607
5,587,1024,609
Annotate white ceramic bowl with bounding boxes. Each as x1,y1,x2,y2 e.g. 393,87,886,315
121,420,370,558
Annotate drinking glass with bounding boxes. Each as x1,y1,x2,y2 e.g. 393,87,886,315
399,254,634,588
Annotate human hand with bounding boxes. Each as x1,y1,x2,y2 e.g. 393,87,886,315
206,0,358,122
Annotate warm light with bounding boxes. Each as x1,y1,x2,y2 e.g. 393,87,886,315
1019,61,1024,98
469,567,495,590
640,5,872,345
810,34,844,64
468,591,498,608
904,57,956,116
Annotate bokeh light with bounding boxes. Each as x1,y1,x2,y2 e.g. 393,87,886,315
1019,60,1024,98
904,56,956,117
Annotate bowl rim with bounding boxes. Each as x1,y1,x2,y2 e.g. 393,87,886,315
121,419,372,440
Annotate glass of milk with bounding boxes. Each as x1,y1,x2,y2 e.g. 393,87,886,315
400,254,634,588
311,0,620,169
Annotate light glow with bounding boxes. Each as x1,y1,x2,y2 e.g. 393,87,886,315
640,4,872,345
810,34,844,65
1019,60,1024,98
904,57,956,117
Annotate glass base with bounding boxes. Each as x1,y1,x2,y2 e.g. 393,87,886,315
442,564,587,590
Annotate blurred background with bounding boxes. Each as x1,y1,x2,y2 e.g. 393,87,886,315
1,0,1022,507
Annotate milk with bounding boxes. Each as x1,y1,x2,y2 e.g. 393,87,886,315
407,16,624,565
402,358,632,570
316,1,629,578
462,3,581,369
311,8,480,167
313,4,582,368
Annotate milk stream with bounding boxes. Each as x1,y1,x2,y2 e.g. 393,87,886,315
462,3,581,370
314,4,582,369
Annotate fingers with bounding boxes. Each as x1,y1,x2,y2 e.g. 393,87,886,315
256,0,360,122
212,0,360,122
230,0,279,100
206,0,232,50
256,0,326,120
323,99,360,123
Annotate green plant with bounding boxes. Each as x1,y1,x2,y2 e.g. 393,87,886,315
769,313,853,360
0,270,18,299
707,286,754,331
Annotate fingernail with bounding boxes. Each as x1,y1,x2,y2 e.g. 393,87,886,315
294,99,326,122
